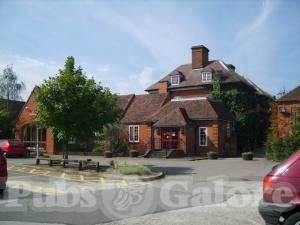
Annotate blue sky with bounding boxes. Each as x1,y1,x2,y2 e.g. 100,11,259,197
0,0,299,99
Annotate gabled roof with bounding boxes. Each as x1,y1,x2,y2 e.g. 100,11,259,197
145,61,270,97
277,85,300,102
151,97,234,123
121,93,169,123
154,108,189,127
15,87,38,123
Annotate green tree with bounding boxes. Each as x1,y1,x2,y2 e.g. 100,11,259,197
36,56,122,159
0,65,25,109
0,109,12,138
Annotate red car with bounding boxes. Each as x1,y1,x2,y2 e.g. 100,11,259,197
259,150,300,225
0,139,26,157
0,151,7,194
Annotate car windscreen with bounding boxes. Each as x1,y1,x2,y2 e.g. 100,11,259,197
8,140,23,145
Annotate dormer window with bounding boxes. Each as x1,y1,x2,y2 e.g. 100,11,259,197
201,72,212,82
171,75,180,85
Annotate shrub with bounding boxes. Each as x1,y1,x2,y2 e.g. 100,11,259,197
102,123,129,156
109,160,117,169
92,144,104,153
266,134,300,161
207,151,218,160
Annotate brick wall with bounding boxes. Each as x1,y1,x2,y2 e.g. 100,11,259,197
193,120,237,157
120,124,151,154
276,101,300,137
158,81,168,94
15,89,55,154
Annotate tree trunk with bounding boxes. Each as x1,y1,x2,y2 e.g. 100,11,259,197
62,138,69,159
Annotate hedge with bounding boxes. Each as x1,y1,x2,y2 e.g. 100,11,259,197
266,134,300,161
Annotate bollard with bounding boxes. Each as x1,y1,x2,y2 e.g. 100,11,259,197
49,159,52,166
96,162,100,172
78,161,83,171
36,158,40,165
63,160,66,168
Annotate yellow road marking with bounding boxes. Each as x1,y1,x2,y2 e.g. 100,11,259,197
80,175,84,182
100,177,105,184
43,171,51,175
122,180,128,187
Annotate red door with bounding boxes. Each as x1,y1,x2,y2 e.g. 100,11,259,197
161,128,179,149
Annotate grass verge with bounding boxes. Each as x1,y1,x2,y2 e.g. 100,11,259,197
118,164,153,176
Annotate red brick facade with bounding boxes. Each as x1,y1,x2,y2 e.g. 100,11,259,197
15,89,55,154
273,86,300,137
15,44,272,158
275,101,300,137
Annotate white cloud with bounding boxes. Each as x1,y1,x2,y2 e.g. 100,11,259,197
87,2,209,71
110,67,155,94
236,0,274,41
0,54,60,100
98,64,110,72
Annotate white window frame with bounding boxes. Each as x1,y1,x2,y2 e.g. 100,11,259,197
201,72,212,82
129,125,139,143
170,75,180,85
199,127,208,146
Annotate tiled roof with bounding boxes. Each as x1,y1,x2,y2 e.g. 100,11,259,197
154,108,189,127
151,98,234,123
121,93,168,123
145,61,270,97
277,85,300,102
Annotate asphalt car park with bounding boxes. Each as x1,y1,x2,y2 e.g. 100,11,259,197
0,156,277,225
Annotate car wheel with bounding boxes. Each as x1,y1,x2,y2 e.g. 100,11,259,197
285,212,300,225
0,189,4,195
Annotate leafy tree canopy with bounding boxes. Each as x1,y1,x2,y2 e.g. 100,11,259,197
0,65,25,101
36,56,122,149
0,109,12,138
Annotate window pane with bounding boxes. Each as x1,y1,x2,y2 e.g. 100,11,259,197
171,75,180,85
199,128,207,146
129,127,133,142
134,126,139,141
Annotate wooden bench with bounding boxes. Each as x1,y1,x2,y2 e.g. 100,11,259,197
44,158,100,172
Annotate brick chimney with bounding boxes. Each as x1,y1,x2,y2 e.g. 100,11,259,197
158,81,168,94
191,45,209,69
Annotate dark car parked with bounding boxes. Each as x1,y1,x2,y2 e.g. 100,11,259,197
0,139,26,157
259,150,300,225
0,151,8,194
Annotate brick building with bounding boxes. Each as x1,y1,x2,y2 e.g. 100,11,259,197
274,86,300,137
117,45,270,157
15,45,270,157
